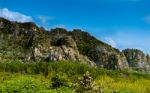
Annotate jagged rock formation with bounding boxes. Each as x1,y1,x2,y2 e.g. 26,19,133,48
0,17,150,72
0,18,95,67
123,49,150,72
49,28,129,70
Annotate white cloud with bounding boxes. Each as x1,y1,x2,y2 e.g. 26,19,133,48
0,8,33,22
106,29,150,53
38,16,54,24
103,37,117,47
51,24,66,28
42,24,66,30
95,28,150,54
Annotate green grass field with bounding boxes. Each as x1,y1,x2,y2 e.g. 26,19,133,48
0,61,150,93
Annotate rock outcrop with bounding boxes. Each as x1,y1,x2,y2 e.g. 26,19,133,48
0,17,150,72
123,49,150,72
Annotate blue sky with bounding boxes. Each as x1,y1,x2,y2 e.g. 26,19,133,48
0,0,150,53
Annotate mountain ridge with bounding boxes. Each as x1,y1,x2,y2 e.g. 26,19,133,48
0,17,150,72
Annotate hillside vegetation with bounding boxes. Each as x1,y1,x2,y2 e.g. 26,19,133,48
1,17,150,93
0,61,150,93
1,17,150,72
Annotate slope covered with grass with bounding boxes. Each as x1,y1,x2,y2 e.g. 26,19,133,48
0,61,150,93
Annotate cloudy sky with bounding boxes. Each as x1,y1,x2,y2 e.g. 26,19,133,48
0,0,150,53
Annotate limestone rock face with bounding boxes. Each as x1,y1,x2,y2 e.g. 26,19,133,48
1,17,150,72
46,46,95,67
30,35,96,67
93,52,128,70
117,54,129,69
123,49,150,72
47,46,79,61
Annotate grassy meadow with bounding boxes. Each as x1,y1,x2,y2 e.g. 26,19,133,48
0,61,150,93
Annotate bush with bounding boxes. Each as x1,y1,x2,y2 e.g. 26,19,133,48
0,60,150,93
48,87,76,93
51,74,70,89
0,76,49,93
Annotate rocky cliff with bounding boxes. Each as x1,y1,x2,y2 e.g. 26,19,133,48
0,17,150,72
123,49,150,72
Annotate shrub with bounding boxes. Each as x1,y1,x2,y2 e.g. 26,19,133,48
0,76,48,93
51,74,69,89
76,71,100,93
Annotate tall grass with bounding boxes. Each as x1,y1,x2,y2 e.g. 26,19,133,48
0,60,149,78
0,60,150,92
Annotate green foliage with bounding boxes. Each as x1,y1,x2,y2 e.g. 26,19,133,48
48,87,76,93
0,60,150,79
51,74,69,89
0,61,150,92
0,72,75,93
0,76,49,93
